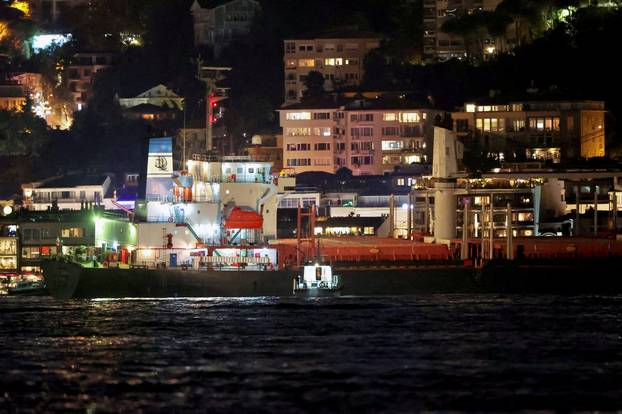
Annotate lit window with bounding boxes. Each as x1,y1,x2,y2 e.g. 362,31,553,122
286,112,311,120
287,128,312,136
465,104,476,113
298,59,315,67
312,127,331,136
381,140,403,150
399,112,420,123
383,113,397,121
61,227,84,238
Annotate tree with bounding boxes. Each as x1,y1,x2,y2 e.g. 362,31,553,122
303,71,325,98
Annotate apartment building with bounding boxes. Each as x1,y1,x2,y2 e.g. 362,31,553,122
66,52,115,111
191,0,261,57
423,0,508,63
283,35,380,104
278,97,441,175
452,101,606,163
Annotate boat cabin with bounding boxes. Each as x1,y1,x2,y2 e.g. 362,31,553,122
301,264,334,288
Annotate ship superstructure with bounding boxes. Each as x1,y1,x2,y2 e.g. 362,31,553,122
134,137,288,269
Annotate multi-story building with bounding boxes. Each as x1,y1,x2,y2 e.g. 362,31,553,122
66,52,115,111
190,0,261,57
423,0,509,63
283,35,380,104
452,100,606,163
278,97,441,175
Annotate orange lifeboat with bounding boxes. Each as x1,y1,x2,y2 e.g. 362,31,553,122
223,207,263,229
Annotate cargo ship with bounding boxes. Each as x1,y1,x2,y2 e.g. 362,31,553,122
41,132,622,299
43,251,622,299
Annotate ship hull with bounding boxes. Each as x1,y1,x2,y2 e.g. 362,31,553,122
42,260,294,300
43,257,622,299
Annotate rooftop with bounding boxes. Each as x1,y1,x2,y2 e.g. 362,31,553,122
286,27,381,41
280,94,435,111
34,175,110,189
0,85,26,98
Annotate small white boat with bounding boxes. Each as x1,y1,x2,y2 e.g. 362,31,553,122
293,264,343,297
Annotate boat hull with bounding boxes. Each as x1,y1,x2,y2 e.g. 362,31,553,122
42,257,622,299
294,286,343,298
42,260,294,300
8,287,49,296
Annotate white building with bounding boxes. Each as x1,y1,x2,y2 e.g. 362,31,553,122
118,84,184,111
22,175,112,211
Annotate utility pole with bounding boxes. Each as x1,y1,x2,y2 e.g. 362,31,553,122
196,60,231,154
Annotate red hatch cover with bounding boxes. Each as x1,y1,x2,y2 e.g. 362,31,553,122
224,207,263,229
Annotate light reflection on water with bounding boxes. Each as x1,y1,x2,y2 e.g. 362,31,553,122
1,295,622,412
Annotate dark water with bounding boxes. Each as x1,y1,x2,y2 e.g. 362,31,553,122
1,295,622,413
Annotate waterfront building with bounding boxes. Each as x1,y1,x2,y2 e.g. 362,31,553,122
66,52,115,111
452,101,606,163
278,96,441,175
0,210,136,277
283,34,380,104
190,0,261,57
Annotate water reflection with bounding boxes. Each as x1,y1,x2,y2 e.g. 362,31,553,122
1,295,622,412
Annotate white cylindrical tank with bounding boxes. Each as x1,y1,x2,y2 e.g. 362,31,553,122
434,181,457,240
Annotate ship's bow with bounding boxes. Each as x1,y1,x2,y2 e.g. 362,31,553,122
42,259,82,300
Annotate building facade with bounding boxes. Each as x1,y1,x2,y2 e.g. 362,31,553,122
66,52,115,111
191,0,261,57
452,101,606,163
279,101,440,175
22,175,112,211
1,211,136,277
283,37,380,104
